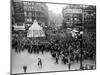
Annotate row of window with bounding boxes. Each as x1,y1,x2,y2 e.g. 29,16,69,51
23,2,35,6
24,11,44,17
23,1,43,6
24,6,41,11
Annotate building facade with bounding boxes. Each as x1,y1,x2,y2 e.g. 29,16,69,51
12,0,49,26
62,4,96,32
83,6,96,32
23,1,49,25
12,0,25,24
62,4,83,28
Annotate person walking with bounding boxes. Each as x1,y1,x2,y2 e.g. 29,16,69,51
23,65,27,73
68,62,71,70
68,56,71,70
55,57,58,64
55,53,59,64
38,58,42,68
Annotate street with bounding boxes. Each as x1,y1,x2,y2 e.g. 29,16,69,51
11,49,95,74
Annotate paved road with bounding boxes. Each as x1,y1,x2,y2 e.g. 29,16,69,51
11,49,95,74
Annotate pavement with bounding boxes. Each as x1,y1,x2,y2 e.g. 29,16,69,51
11,49,96,74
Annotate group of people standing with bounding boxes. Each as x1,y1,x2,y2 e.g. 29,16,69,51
12,30,96,73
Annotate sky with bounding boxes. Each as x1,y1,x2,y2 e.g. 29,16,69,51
46,3,66,14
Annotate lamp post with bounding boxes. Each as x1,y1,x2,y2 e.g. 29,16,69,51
68,45,71,70
80,8,84,70
79,31,83,70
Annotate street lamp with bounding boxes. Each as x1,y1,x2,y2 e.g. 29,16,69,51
79,31,83,70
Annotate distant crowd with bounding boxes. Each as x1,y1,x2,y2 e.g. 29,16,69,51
12,30,96,66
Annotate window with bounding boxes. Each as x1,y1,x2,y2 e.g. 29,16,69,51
24,12,27,16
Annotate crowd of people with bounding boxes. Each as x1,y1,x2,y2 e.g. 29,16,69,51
12,30,96,71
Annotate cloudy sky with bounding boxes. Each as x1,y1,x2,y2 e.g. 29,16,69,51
46,3,66,14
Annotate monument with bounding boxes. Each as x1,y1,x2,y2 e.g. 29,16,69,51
27,20,45,37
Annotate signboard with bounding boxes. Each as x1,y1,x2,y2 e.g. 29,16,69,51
64,8,82,14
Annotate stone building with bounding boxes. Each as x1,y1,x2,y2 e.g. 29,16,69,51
62,4,96,32
23,1,49,25
12,0,49,27
62,4,83,28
